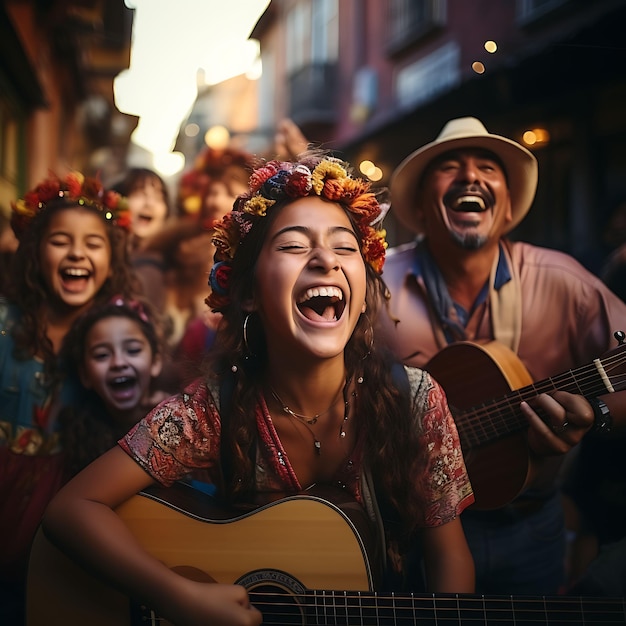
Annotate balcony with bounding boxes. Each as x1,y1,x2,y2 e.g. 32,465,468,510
287,62,338,127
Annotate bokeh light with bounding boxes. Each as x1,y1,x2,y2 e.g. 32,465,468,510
359,159,383,181
484,41,498,53
522,128,550,146
204,125,231,149
184,123,200,137
472,62,485,74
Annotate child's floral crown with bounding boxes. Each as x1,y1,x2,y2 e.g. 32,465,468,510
11,171,130,239
178,146,255,219
207,155,388,311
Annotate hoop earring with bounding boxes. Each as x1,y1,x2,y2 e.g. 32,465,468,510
243,313,252,354
361,314,375,360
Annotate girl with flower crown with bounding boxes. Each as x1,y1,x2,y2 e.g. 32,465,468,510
43,152,475,626
0,172,137,625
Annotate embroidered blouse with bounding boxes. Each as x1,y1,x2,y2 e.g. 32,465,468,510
119,367,474,528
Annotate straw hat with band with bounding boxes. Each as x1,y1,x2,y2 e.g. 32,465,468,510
391,117,538,235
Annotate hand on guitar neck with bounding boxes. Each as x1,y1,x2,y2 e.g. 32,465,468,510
521,391,598,456
425,332,626,509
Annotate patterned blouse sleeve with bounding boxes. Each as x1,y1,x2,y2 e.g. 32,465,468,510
406,367,474,527
118,379,221,486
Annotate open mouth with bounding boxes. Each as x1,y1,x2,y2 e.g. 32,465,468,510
61,268,91,282
451,195,487,212
444,185,494,214
136,213,154,225
107,375,138,396
297,286,346,322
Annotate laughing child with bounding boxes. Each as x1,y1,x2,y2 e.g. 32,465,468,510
59,296,165,478
0,171,137,625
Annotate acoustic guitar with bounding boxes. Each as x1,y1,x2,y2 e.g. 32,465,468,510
425,333,626,509
27,482,626,625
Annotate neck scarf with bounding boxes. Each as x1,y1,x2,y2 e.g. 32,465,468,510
415,239,522,352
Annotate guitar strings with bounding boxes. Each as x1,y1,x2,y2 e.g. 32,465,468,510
454,352,626,444
247,592,622,623
146,592,622,624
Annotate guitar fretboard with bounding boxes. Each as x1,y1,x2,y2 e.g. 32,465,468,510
457,350,626,449
137,591,626,625
244,591,626,625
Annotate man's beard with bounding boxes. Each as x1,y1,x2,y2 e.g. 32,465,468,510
449,229,488,250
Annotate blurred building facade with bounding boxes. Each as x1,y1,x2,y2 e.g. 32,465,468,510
0,0,135,216
250,0,626,259
174,70,265,167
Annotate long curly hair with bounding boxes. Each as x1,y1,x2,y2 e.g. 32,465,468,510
205,154,424,535
6,200,139,377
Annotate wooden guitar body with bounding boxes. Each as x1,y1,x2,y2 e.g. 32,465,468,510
26,483,376,626
26,482,626,625
427,341,534,510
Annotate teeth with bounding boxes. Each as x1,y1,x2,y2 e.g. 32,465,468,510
298,286,343,303
63,268,89,277
453,195,486,210
110,376,134,386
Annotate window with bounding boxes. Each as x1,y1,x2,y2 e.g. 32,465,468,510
312,0,338,63
286,0,338,74
388,0,446,51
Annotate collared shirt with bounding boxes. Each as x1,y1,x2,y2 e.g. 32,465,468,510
411,242,512,336
377,237,626,502
378,238,626,380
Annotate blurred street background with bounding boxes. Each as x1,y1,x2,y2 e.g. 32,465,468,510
1,0,625,258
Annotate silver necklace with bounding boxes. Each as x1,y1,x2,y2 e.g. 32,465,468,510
270,380,354,456
270,383,344,425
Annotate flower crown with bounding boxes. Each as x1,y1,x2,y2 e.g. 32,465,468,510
110,296,151,324
207,155,388,311
11,171,130,239
178,146,255,218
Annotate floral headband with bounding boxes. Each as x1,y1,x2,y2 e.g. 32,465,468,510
207,155,388,311
11,171,130,239
178,146,255,218
110,296,151,324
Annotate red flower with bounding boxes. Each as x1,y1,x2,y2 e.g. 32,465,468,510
36,179,61,204
82,177,104,201
249,162,281,193
361,227,387,273
209,261,232,295
285,169,312,198
23,190,41,208
65,173,83,197
104,190,121,210
115,211,132,230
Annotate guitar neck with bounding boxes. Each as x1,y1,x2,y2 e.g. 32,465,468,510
244,590,625,625
458,359,613,448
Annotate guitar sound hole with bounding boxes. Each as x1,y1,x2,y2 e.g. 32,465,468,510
237,569,309,624
248,583,305,625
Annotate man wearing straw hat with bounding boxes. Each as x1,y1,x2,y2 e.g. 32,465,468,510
378,116,626,594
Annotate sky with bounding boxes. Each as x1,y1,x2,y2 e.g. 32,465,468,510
114,0,270,174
